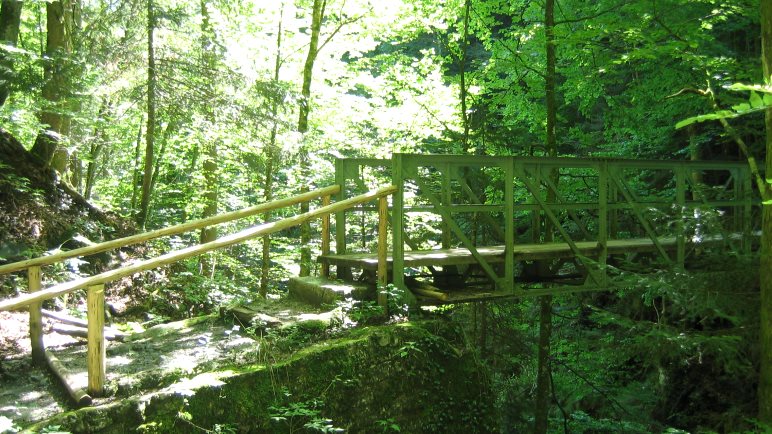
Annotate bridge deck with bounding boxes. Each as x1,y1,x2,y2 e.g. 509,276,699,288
319,235,735,270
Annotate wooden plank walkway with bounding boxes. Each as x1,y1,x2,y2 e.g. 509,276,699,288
319,235,736,271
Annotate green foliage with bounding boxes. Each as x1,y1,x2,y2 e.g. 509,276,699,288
564,410,649,433
677,83,772,129
375,417,401,432
340,299,384,324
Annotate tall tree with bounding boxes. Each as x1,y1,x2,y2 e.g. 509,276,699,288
0,0,22,107
198,0,219,276
535,0,557,431
261,3,285,297
137,0,156,228
759,0,772,423
296,0,324,277
297,0,358,276
30,0,75,172
457,0,472,152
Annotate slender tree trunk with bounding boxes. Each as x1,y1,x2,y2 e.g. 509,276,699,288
130,118,143,212
459,0,471,152
137,0,155,228
198,0,218,277
535,0,557,432
69,152,81,191
758,0,772,423
0,0,22,107
83,141,101,200
30,0,74,171
83,99,109,200
261,3,284,297
535,293,553,434
297,0,324,277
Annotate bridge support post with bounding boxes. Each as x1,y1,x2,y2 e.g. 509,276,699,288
741,167,753,255
334,159,352,280
28,266,45,366
504,158,514,291
321,195,331,278
598,162,608,288
676,168,686,268
87,284,106,397
391,154,405,293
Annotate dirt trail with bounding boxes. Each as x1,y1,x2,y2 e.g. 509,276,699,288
0,297,333,430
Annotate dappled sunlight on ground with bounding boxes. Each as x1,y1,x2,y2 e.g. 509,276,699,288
0,296,332,429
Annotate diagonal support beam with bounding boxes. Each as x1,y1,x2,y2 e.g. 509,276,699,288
458,175,506,240
515,166,603,286
609,172,672,264
411,174,504,287
533,167,592,240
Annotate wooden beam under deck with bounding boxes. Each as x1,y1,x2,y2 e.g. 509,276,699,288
319,234,741,271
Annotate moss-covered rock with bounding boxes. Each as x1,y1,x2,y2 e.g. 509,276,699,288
24,320,495,433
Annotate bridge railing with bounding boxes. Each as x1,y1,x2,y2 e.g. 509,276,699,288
333,154,755,295
0,184,396,402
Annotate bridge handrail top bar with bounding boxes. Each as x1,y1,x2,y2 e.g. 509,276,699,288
0,185,342,276
338,154,751,170
0,185,395,313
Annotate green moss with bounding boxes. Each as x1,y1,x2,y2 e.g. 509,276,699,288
26,320,495,433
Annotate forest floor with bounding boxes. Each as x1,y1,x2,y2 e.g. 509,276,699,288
0,296,334,430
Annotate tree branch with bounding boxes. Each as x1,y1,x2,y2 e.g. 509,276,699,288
550,356,635,419
667,85,771,200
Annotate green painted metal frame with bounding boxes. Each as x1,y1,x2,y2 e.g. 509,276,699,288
333,154,756,296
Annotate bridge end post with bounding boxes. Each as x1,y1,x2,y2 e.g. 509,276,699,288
28,266,45,366
321,195,331,278
377,196,388,310
335,159,352,280
598,162,609,289
87,284,106,397
391,154,406,295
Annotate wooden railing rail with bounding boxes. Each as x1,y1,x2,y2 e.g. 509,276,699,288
0,185,341,276
0,185,395,312
0,184,395,401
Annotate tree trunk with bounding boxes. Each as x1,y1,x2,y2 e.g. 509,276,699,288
136,0,155,228
130,118,143,212
535,0,556,432
0,0,22,107
759,0,772,423
459,0,471,153
297,0,324,277
535,294,553,434
261,3,284,297
30,0,74,171
83,100,109,200
198,0,218,277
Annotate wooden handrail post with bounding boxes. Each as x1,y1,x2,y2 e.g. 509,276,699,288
87,284,106,397
28,266,44,365
321,195,331,278
377,196,389,310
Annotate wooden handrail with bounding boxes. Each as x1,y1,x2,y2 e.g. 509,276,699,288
0,185,396,312
0,185,341,276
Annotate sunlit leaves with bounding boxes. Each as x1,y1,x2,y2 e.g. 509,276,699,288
676,85,772,130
